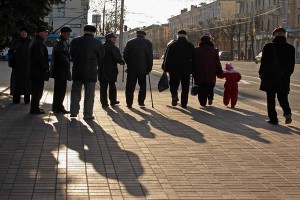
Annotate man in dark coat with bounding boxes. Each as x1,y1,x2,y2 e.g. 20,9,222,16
164,30,195,108
51,27,72,114
29,26,49,114
259,28,295,125
8,27,31,104
98,32,125,107
193,35,222,107
123,30,153,108
70,25,105,120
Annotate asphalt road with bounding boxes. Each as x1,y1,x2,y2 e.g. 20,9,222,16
151,59,300,122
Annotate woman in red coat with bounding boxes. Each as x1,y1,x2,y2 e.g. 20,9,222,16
219,63,242,108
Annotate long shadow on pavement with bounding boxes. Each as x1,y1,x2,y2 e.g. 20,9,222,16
54,114,148,197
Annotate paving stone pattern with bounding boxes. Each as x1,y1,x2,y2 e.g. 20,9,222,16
0,63,300,199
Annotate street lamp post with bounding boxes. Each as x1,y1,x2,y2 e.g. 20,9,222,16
119,0,124,53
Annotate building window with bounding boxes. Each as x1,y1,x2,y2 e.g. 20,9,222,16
297,14,300,25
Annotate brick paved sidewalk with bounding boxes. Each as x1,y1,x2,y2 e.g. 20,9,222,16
0,62,300,199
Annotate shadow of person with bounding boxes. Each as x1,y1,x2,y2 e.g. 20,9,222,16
126,106,206,144
53,114,148,197
169,105,271,144
105,106,155,139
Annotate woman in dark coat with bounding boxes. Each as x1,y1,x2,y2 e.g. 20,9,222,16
8,28,31,104
193,36,222,107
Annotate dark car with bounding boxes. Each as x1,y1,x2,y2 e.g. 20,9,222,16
219,51,231,61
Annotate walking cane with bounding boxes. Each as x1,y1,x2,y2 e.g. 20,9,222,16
148,73,154,108
122,64,125,82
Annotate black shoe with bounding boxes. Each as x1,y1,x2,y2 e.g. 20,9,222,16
110,101,120,106
70,114,77,117
102,104,109,108
127,104,132,109
83,115,95,120
208,98,213,105
30,109,45,114
24,101,30,104
139,102,145,107
231,105,235,109
267,120,278,125
181,104,187,109
59,109,70,114
284,114,292,124
13,102,20,104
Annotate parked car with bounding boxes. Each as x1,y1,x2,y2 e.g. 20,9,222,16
255,52,262,64
219,51,231,61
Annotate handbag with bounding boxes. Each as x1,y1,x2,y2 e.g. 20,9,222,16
260,44,284,89
190,77,198,96
158,72,169,92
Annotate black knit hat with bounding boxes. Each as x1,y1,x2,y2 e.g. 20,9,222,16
36,26,48,33
136,30,146,35
177,30,187,35
84,25,96,32
60,27,72,33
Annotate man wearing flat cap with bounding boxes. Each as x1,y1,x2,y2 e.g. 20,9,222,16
123,30,153,108
70,25,105,120
98,32,125,108
28,26,49,114
259,27,295,125
8,27,32,104
51,27,72,114
164,30,195,108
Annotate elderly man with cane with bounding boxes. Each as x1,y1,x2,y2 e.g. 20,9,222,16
123,30,153,108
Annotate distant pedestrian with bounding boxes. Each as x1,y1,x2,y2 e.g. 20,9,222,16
70,25,105,120
98,32,125,108
240,50,244,60
164,30,195,108
259,28,295,125
193,35,223,107
8,27,32,104
29,26,49,114
50,27,72,114
247,48,251,60
218,63,241,108
123,30,153,108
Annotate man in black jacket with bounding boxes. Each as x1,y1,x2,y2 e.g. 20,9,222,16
51,27,72,114
29,26,49,114
164,30,195,108
123,30,153,108
70,25,105,120
98,32,125,107
259,28,295,125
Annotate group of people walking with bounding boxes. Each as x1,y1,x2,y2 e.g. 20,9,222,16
6,25,295,125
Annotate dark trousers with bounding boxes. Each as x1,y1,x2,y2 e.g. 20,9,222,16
52,79,67,110
267,91,291,121
197,83,215,106
13,95,30,104
30,80,44,111
126,73,146,106
169,73,190,106
100,81,117,105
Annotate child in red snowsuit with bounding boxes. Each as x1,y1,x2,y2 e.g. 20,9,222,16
219,63,242,108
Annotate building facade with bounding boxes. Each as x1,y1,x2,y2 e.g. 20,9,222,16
44,0,89,36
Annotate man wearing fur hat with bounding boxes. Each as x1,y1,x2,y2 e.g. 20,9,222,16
8,27,32,104
259,27,295,125
164,30,195,108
